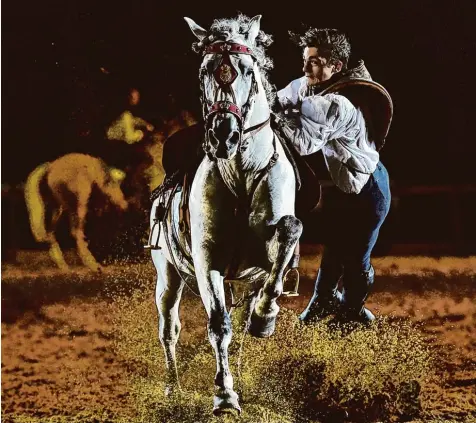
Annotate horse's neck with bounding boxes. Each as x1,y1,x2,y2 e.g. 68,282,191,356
240,125,274,173
217,86,274,196
245,76,270,129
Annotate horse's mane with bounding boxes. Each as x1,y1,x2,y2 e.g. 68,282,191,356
191,14,276,106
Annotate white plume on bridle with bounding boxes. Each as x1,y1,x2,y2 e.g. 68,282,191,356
187,14,276,106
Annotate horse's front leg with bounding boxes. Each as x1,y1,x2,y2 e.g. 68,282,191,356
47,206,69,271
152,246,185,396
248,161,303,338
189,159,240,415
69,185,103,272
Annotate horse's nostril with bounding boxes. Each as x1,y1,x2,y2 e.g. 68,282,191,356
209,128,240,147
229,131,240,146
208,129,219,147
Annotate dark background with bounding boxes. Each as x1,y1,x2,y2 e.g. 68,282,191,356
2,0,476,252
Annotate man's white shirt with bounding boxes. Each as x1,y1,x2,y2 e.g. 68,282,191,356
277,76,380,194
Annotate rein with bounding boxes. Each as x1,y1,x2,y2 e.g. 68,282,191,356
243,115,270,141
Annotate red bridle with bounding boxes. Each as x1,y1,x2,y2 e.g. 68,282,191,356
200,41,269,145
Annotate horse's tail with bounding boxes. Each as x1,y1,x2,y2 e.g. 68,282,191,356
24,162,50,242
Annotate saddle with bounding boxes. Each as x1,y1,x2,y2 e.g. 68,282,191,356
320,60,394,151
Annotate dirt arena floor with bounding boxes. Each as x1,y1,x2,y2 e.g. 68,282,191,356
1,250,475,422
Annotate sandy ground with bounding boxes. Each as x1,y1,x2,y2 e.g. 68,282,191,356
1,250,475,422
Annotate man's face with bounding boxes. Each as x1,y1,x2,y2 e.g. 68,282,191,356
129,89,140,106
302,46,341,86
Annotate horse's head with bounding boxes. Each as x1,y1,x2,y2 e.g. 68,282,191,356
185,15,267,160
106,168,129,212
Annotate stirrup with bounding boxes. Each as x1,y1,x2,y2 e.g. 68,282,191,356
144,202,166,250
143,219,161,250
282,267,300,297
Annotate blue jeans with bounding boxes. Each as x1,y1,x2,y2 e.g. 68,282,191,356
310,161,391,311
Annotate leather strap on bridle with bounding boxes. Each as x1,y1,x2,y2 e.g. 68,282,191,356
200,41,271,152
243,116,271,141
204,42,254,56
207,101,242,122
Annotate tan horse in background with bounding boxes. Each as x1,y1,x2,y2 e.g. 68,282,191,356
24,112,198,271
24,153,130,271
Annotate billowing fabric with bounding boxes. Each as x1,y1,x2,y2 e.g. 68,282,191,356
277,76,380,194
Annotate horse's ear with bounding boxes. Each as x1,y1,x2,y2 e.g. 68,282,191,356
184,17,208,41
246,15,262,44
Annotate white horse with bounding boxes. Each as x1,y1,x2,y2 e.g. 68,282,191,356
149,14,302,415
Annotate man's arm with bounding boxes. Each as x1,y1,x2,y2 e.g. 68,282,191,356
132,115,154,132
277,93,359,156
276,77,306,110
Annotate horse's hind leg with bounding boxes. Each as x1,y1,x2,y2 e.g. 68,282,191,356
152,250,185,395
249,215,303,337
71,190,103,272
47,207,69,270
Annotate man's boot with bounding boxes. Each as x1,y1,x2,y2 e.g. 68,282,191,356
338,266,376,325
299,269,343,323
299,290,343,323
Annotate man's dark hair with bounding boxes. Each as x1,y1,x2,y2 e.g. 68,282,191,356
290,28,351,70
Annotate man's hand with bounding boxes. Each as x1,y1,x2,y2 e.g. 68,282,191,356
270,113,295,142
270,112,285,129
278,95,293,110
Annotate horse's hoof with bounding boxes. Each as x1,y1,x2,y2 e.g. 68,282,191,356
248,308,277,338
213,389,241,416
